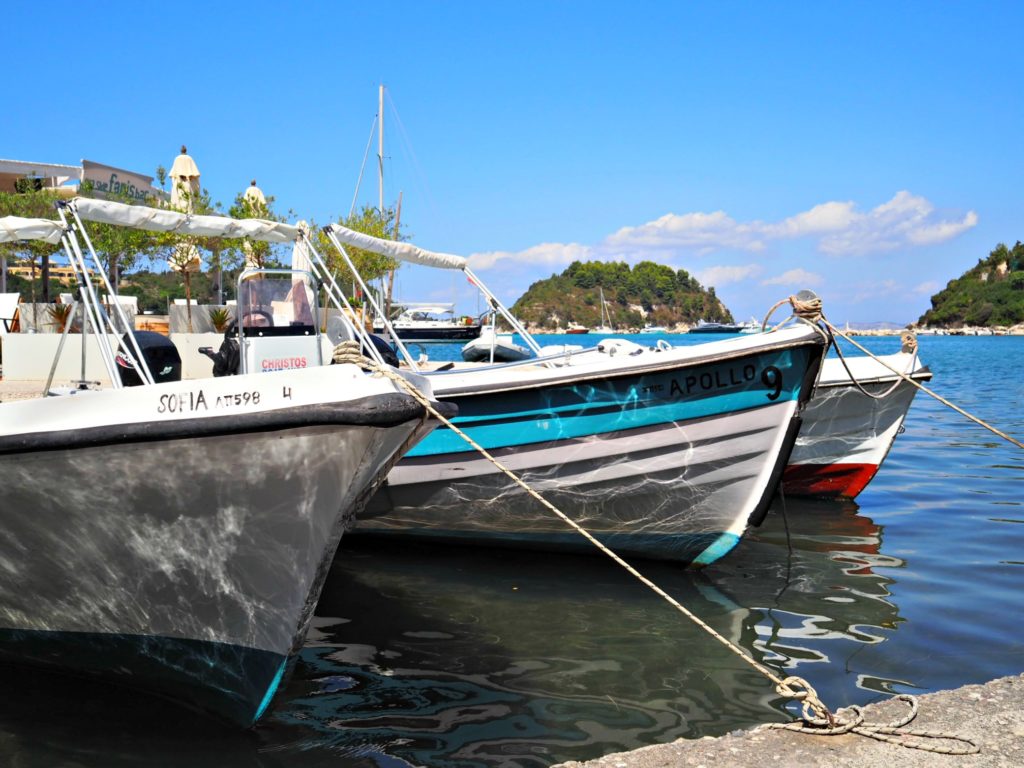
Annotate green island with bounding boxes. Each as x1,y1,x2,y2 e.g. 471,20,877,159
918,241,1024,328
510,260,732,331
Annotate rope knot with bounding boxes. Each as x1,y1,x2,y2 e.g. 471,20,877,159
775,675,834,726
789,294,823,323
900,329,918,354
332,339,368,366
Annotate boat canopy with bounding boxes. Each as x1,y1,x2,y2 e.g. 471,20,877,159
326,223,467,271
71,197,301,243
0,216,64,244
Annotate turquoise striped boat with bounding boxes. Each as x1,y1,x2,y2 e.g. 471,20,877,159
361,327,826,565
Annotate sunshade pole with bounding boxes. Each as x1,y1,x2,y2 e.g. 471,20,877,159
462,266,545,357
323,226,421,371
42,298,79,395
64,202,155,385
298,233,389,369
53,209,122,387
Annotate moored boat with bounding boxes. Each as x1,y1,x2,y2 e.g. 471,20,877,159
365,328,825,565
783,347,931,498
689,319,745,334
317,223,828,566
0,205,449,725
461,326,532,363
374,303,482,342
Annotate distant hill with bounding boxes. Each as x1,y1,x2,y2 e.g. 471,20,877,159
918,242,1024,328
510,260,732,331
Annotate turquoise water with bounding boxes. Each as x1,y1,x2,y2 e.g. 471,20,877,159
1,334,1021,767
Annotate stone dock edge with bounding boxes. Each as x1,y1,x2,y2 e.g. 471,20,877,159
553,674,1024,768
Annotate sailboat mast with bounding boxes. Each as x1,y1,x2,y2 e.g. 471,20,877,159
378,84,385,216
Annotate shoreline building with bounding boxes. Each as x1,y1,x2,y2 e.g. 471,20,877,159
1,157,165,293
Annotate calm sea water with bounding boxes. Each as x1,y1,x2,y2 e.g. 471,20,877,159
2,334,1021,767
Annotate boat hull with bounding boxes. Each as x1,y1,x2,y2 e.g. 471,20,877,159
376,325,482,342
783,353,930,498
0,368,431,724
363,331,825,565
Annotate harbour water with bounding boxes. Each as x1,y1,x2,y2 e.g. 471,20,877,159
1,334,1021,767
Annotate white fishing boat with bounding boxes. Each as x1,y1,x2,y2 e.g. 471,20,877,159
0,203,449,726
638,323,668,334
316,225,828,566
783,344,931,498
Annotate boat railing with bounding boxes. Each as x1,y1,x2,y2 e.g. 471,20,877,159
318,224,551,371
54,200,156,388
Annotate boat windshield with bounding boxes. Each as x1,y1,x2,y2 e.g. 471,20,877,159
237,273,316,333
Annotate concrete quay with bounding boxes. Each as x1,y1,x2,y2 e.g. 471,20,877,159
554,674,1024,768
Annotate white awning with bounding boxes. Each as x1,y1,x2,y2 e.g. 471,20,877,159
71,197,300,243
0,216,65,244
327,223,467,271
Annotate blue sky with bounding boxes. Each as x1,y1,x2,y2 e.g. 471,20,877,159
5,1,1022,324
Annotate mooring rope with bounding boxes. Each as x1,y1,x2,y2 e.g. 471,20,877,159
760,296,1022,449
331,337,980,754
820,318,1024,450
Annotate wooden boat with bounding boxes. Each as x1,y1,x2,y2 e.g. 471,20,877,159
319,224,827,566
783,349,931,498
0,205,448,725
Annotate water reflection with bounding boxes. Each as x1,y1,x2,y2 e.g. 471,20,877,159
0,499,907,767
261,498,906,767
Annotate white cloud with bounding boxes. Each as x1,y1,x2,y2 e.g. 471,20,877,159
696,264,763,287
607,191,976,257
913,280,941,295
851,279,904,304
467,241,592,270
607,211,766,251
817,191,977,255
761,268,824,287
464,191,976,271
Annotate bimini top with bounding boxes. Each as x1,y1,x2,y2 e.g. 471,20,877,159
325,222,466,271
0,216,65,244
70,197,301,243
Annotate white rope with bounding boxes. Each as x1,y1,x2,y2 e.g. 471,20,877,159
335,336,977,754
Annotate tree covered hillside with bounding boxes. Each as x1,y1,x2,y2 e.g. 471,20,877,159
918,242,1024,327
510,260,732,331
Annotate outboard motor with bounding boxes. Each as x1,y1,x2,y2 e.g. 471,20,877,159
116,331,182,386
199,338,240,377
364,334,400,368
